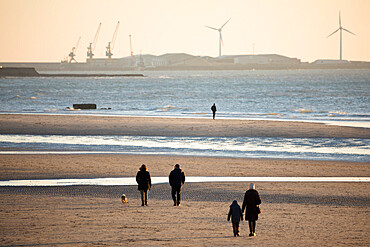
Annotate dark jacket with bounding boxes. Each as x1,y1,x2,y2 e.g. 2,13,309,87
228,200,243,222
211,105,217,112
242,189,262,221
136,170,151,191
169,168,185,187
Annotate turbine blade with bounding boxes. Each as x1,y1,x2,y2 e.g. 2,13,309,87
327,28,339,38
221,18,231,29
205,25,218,31
339,11,341,26
343,28,356,35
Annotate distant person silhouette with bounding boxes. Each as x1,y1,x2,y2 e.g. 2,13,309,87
242,183,262,237
227,200,243,237
136,164,151,206
211,103,217,119
169,164,185,206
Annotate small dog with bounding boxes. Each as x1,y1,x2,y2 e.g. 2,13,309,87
121,194,128,204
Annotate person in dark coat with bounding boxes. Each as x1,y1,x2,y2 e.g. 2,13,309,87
227,200,243,237
169,164,185,206
242,183,262,237
136,164,151,206
211,103,217,120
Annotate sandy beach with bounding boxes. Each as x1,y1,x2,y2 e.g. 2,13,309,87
0,114,369,246
0,114,369,138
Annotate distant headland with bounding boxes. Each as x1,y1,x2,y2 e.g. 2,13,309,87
1,53,369,72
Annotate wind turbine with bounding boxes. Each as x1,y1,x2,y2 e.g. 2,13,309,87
327,11,355,61
205,18,231,57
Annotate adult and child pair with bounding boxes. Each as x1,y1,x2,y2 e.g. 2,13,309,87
135,164,185,206
228,183,262,237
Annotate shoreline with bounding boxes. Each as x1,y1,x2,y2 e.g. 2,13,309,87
1,113,369,138
1,176,369,187
1,112,370,129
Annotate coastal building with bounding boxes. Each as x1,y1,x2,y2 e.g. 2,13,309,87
312,59,350,64
1,53,369,71
233,54,301,65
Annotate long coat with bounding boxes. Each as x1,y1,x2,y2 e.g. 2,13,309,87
242,189,262,221
228,200,243,222
136,170,151,191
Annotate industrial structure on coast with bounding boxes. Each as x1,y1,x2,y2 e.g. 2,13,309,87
1,14,369,72
2,52,369,72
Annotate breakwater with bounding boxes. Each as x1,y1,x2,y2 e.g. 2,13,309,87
0,67,144,77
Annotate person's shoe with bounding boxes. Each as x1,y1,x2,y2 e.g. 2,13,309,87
173,202,177,206
249,233,253,237
177,203,181,206
237,233,240,236
141,204,144,206
145,203,148,206
253,233,256,236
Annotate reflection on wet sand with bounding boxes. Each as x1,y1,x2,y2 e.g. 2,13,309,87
1,176,369,186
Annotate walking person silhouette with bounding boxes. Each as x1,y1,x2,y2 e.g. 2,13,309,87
169,164,185,206
136,164,151,206
211,103,217,120
242,183,262,237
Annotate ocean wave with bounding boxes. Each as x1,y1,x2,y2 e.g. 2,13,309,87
1,135,369,162
156,105,177,112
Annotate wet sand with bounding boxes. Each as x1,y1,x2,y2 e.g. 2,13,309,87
0,114,369,246
1,154,369,246
0,113,369,138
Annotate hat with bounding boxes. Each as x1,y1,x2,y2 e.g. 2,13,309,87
249,183,255,190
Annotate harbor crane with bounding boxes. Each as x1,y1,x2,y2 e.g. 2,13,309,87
106,21,120,59
68,36,81,63
87,23,102,59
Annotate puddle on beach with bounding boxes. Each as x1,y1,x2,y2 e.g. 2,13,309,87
0,176,369,187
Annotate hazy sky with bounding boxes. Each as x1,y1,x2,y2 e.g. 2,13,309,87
0,0,369,62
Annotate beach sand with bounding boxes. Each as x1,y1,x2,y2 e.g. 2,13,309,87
0,114,369,246
0,114,369,138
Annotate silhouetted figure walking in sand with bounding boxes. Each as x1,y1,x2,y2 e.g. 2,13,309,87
169,164,185,206
136,164,151,206
211,103,217,119
242,183,262,237
228,200,243,237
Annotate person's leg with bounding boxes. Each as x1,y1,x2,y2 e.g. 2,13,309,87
140,190,145,206
144,189,148,206
232,222,237,236
235,221,240,236
248,220,253,236
252,220,256,234
171,186,177,205
176,187,182,205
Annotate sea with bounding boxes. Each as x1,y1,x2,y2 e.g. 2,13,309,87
0,69,369,162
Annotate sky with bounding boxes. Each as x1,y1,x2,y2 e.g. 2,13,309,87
0,0,369,63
